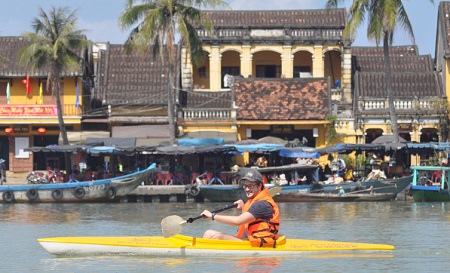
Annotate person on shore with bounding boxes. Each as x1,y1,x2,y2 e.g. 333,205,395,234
201,169,280,247
0,159,5,185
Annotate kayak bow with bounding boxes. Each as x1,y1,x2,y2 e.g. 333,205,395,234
38,234,394,257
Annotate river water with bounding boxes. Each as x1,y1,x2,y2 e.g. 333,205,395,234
1,199,449,273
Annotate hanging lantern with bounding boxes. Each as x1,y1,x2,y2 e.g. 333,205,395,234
5,127,13,141
38,127,46,140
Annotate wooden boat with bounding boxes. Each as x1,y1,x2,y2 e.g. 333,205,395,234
0,163,155,203
273,192,397,202
37,233,394,257
196,163,412,202
408,165,450,202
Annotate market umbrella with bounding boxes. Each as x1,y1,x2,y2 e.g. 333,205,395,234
371,135,407,151
258,136,288,145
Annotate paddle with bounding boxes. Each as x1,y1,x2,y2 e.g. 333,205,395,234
161,186,282,238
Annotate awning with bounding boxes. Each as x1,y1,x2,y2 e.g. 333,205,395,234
178,138,224,146
278,149,321,158
155,145,237,155
58,131,110,145
85,137,136,147
113,125,170,147
180,131,237,143
224,143,285,153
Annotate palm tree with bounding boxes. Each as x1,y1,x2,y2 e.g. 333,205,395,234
119,0,228,145
18,6,91,146
326,0,434,141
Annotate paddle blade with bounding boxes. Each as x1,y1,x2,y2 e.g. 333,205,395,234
161,215,185,238
269,186,282,197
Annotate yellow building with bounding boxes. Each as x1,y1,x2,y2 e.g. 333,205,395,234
0,37,88,172
180,8,353,165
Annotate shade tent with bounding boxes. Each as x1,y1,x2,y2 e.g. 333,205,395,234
405,142,450,155
86,146,135,155
224,143,285,153
154,145,237,155
178,138,224,146
278,149,321,158
25,144,90,153
315,143,385,154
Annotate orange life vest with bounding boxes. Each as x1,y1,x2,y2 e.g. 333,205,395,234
236,188,280,247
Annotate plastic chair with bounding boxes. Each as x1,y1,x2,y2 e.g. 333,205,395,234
175,172,185,185
205,172,214,184
219,172,228,184
155,173,165,185
190,172,200,184
165,172,174,185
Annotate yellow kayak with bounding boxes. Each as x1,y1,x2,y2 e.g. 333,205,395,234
38,234,394,256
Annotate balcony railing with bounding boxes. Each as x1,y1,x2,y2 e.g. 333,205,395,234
357,98,445,112
178,108,236,121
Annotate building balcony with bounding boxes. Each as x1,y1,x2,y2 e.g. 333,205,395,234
356,97,446,115
178,108,236,121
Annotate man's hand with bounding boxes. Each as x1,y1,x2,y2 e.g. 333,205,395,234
201,210,212,218
234,200,245,210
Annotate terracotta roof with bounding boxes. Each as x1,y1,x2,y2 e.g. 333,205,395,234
354,71,441,98
353,55,434,73
96,44,173,105
234,78,330,120
438,1,450,56
182,91,232,108
202,9,346,28
351,45,418,57
0,36,84,77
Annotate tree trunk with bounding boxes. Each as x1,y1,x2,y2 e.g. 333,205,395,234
383,34,399,141
167,63,176,146
52,64,71,172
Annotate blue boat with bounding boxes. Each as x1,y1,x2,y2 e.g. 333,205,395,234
408,165,450,202
0,163,155,203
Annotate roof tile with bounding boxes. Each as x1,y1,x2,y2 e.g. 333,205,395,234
234,78,330,120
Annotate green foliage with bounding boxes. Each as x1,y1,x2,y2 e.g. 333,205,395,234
325,114,339,144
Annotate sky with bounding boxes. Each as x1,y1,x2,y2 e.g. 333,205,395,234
0,0,443,57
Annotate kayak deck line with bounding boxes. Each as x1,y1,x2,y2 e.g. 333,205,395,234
38,234,394,256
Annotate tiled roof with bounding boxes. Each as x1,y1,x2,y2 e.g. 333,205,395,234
439,1,450,56
355,71,441,98
351,45,418,57
202,9,346,28
0,36,84,77
353,55,434,73
97,44,173,105
182,91,232,108
235,78,330,120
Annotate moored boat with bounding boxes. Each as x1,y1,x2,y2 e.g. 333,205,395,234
408,165,450,202
37,233,394,257
197,164,412,202
273,192,396,202
0,163,155,203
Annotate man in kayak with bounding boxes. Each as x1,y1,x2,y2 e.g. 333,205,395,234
201,169,280,247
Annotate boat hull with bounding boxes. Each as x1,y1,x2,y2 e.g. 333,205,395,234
409,186,450,202
199,175,412,202
274,192,396,202
0,163,155,203
38,234,394,257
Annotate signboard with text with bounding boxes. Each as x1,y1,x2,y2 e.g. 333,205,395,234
0,106,57,116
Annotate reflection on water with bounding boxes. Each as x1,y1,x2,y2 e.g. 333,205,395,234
1,201,450,273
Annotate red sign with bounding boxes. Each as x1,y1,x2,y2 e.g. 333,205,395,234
0,106,58,116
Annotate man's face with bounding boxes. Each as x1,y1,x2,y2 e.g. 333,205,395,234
243,181,261,198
